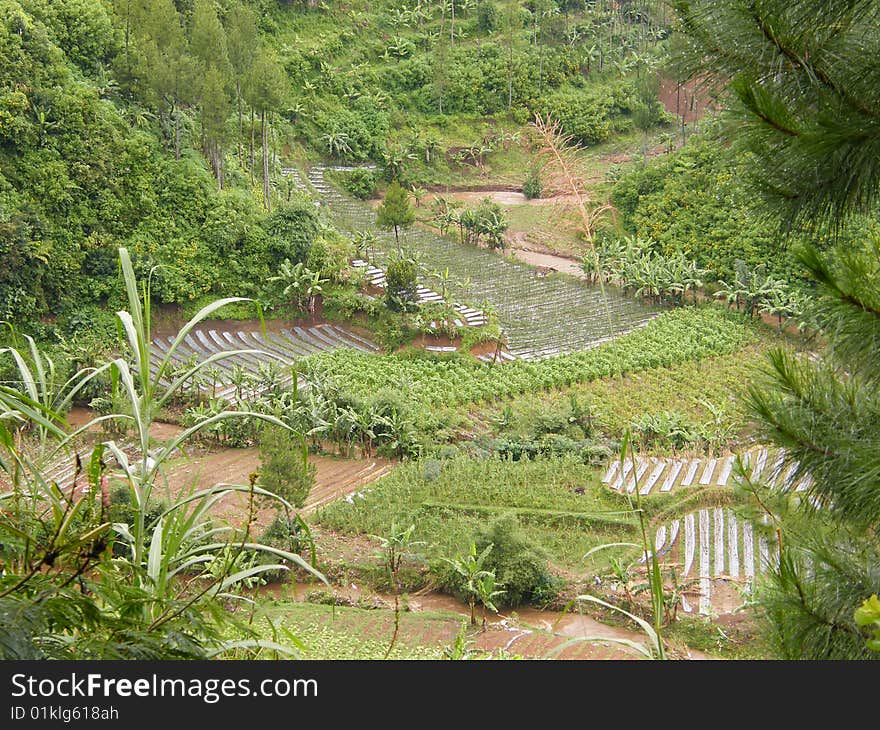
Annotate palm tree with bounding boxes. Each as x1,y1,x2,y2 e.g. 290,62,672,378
268,260,327,314
410,184,427,208
443,542,496,625
321,131,352,159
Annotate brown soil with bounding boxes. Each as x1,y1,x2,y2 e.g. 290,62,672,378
425,189,591,208
160,447,393,530
424,182,521,193
468,340,506,360
659,76,716,126
405,332,460,351
65,407,183,443
508,247,586,279
262,577,709,660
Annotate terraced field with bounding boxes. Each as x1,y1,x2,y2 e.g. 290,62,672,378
653,507,778,616
601,448,793,615
290,166,661,360
268,601,647,660
602,447,813,495
353,259,488,327
149,323,379,400
0,441,140,495
163,449,393,527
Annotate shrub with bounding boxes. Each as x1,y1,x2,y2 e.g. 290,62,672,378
540,83,633,146
477,1,500,31
258,426,316,508
473,514,557,607
385,257,419,311
323,285,380,319
438,445,459,460
422,459,442,482
522,171,542,200
256,515,311,582
630,410,701,452
339,168,378,199
263,199,320,266
306,232,355,283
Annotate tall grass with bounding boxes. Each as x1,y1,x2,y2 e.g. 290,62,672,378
0,247,324,659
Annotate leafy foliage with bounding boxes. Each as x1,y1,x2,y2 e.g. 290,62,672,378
258,425,316,509
384,255,419,311
0,248,322,659
376,180,416,249
473,513,557,607
302,307,757,410
674,0,880,659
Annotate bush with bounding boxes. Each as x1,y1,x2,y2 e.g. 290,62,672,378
263,199,320,267
256,515,311,582
630,411,701,452
522,171,542,200
539,83,633,146
306,232,355,283
477,1,499,31
339,168,378,199
422,459,442,481
385,257,419,311
323,285,380,319
257,426,317,508
473,514,557,607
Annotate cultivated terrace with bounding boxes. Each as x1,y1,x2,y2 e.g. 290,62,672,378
1,0,878,662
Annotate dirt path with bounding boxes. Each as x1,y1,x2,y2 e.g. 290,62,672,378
160,447,393,529
508,247,587,279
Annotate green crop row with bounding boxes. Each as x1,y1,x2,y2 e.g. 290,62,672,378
301,306,758,408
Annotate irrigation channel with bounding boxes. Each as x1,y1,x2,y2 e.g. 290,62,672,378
288,166,661,360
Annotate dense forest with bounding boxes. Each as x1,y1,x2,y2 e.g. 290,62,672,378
0,0,673,326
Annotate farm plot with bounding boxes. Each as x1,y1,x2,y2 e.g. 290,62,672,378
353,260,489,326
652,507,779,615
602,447,814,495
295,165,661,360
261,601,643,660
162,449,393,528
0,440,143,496
301,307,756,409
315,454,637,571
149,324,379,400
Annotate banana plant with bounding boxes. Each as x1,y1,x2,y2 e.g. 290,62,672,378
443,542,496,625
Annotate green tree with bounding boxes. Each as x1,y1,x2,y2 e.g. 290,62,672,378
443,542,497,625
134,0,196,160
198,65,231,187
189,0,232,186
245,47,288,211
384,255,419,311
268,259,326,314
224,3,259,167
258,425,316,509
675,0,880,658
631,73,663,165
372,523,424,657
376,180,415,252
